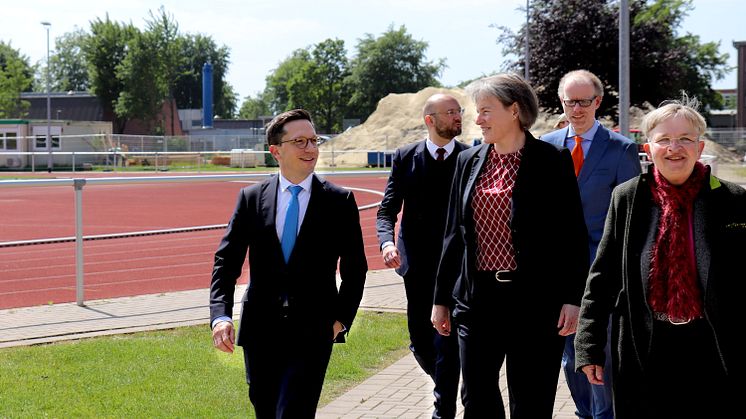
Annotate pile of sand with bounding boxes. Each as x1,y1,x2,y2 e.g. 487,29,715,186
319,86,742,167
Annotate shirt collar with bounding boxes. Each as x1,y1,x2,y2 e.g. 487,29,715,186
568,120,600,141
279,173,314,192
425,138,456,158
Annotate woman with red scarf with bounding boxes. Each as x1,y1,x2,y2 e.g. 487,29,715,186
574,96,746,418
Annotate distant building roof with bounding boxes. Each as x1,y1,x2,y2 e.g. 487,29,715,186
20,92,105,121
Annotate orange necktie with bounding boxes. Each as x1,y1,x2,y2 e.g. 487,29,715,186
571,136,584,176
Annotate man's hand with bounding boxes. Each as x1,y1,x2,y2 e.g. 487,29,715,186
431,305,452,336
212,321,235,353
332,320,346,341
557,304,580,336
382,245,401,268
581,364,605,385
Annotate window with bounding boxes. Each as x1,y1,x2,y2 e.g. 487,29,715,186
1,132,18,150
35,135,60,150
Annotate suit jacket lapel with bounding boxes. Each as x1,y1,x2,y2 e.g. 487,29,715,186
413,141,427,180
463,144,490,214
578,128,611,184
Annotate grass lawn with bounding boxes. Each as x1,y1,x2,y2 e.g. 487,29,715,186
0,311,409,418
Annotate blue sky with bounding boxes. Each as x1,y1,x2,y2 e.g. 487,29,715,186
2,0,742,104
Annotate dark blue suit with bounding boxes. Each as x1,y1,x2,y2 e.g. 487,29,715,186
542,124,640,419
377,140,468,418
210,174,367,418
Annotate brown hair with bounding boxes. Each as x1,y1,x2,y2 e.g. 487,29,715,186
465,73,539,130
266,109,314,145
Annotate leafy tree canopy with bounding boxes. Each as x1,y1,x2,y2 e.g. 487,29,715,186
346,25,445,121
0,41,34,118
497,0,729,119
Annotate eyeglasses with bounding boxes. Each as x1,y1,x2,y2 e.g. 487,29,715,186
428,108,465,117
650,136,698,147
562,97,597,108
280,136,326,149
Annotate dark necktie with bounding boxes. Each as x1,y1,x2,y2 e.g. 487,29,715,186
436,148,446,161
281,185,302,263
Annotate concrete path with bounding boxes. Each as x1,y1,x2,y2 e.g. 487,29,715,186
0,268,578,418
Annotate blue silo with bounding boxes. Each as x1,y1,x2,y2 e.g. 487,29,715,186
202,62,213,128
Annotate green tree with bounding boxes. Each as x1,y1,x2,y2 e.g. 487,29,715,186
115,29,164,130
239,91,271,119
346,25,445,121
264,48,313,114
83,15,138,132
0,41,34,118
174,34,235,118
35,28,90,93
497,0,728,118
308,39,349,133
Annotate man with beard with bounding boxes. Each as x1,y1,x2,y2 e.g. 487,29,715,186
377,93,469,418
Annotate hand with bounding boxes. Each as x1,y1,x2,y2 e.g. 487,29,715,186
332,320,345,341
581,364,605,385
212,321,235,353
431,305,452,336
382,245,401,268
557,304,580,336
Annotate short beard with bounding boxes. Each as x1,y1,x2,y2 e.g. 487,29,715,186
435,123,462,140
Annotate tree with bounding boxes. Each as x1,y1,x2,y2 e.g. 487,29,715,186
0,41,34,118
174,33,235,118
239,91,271,119
307,39,349,133
497,0,729,118
83,15,138,132
35,28,90,93
346,25,445,121
264,48,313,114
115,29,164,130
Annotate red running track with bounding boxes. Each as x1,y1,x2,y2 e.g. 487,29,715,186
0,174,393,309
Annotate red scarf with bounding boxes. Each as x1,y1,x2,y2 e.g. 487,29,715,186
648,162,707,321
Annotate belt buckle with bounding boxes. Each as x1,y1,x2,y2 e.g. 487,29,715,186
495,270,513,283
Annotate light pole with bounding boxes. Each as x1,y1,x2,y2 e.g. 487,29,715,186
41,21,52,173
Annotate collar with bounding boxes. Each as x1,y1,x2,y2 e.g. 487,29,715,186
279,173,314,192
567,120,600,141
425,138,456,158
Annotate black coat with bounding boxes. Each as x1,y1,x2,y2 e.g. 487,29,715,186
433,132,589,317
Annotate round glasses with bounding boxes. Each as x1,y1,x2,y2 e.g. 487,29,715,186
280,136,326,149
427,108,465,117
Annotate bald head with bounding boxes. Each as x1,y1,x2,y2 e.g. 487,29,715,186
423,94,459,118
423,93,462,145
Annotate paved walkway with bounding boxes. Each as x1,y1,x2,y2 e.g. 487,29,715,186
0,268,577,418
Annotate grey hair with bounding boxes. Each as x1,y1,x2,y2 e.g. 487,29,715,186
465,73,538,130
641,92,707,140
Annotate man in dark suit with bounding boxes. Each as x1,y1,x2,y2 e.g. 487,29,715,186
376,93,468,418
209,109,368,418
541,70,641,419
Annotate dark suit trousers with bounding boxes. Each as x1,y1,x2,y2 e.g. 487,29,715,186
455,276,564,419
242,318,333,419
404,273,460,419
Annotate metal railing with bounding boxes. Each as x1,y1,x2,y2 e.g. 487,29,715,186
0,172,387,307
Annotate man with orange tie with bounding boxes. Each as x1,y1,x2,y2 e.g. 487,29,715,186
541,69,641,419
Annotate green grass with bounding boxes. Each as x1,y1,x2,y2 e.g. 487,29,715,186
0,311,409,418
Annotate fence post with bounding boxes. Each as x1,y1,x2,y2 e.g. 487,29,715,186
72,152,76,173
73,178,87,306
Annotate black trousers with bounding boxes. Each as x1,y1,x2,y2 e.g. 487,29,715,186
242,319,334,419
404,273,461,419
455,274,564,419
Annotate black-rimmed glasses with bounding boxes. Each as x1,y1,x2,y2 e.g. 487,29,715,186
280,136,326,149
562,97,597,108
428,108,465,117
